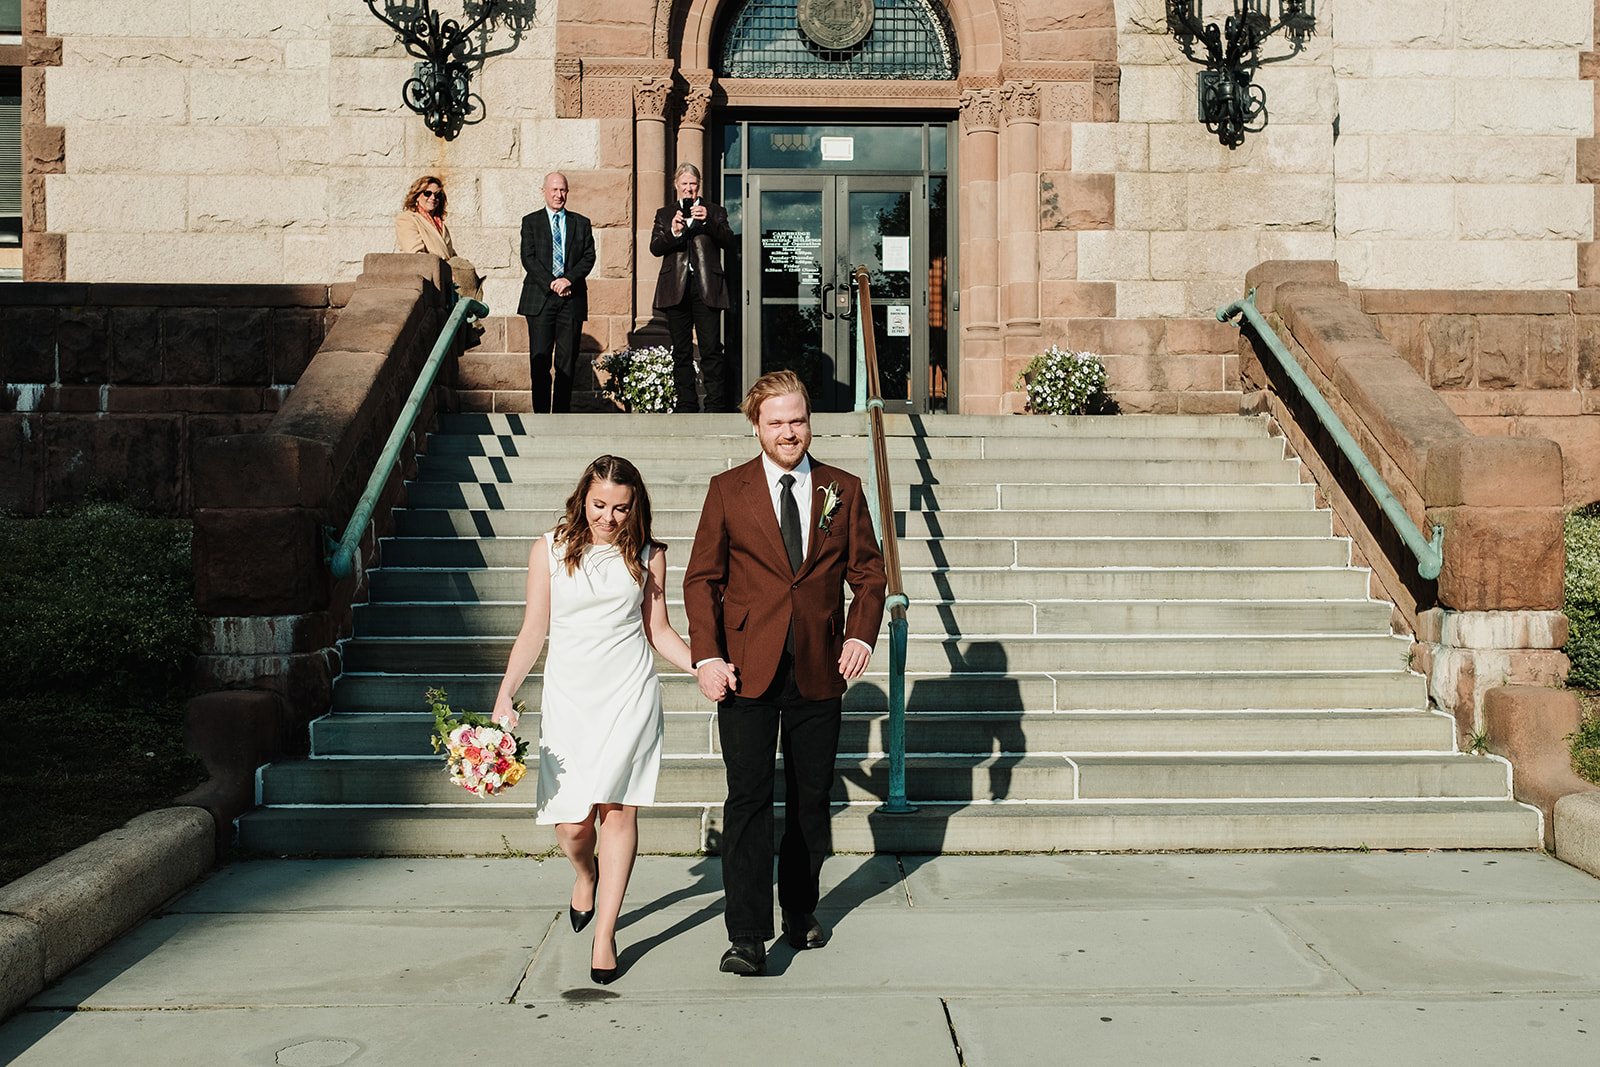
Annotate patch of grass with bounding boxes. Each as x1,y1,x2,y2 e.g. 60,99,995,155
1563,505,1600,689
1570,692,1600,787
0,503,206,887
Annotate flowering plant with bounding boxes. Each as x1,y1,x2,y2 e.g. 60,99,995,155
595,344,677,413
818,481,841,533
426,686,528,798
1014,346,1114,415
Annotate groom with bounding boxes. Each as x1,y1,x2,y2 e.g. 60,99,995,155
684,370,887,976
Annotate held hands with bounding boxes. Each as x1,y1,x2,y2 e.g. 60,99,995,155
549,277,573,298
696,659,739,702
670,204,707,237
838,640,872,681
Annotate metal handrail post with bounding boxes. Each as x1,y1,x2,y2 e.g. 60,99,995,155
1217,289,1444,581
326,296,489,580
855,266,916,815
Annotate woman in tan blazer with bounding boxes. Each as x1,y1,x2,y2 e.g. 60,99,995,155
395,174,456,259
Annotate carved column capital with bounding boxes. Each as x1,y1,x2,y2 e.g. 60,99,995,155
1002,81,1040,125
960,89,1003,133
634,77,672,122
555,57,582,120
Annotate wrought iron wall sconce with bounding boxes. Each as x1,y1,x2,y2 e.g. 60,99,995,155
1165,0,1315,149
363,1,535,140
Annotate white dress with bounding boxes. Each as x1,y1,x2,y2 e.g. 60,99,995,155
535,532,664,824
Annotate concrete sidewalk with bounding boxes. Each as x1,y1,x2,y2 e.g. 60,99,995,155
1,851,1597,1065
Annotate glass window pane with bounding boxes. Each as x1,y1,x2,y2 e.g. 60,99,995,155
723,174,742,235
0,0,19,33
718,0,957,81
722,123,742,169
930,125,947,171
749,125,922,171
928,177,948,410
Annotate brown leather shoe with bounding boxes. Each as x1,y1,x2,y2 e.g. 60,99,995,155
782,911,828,950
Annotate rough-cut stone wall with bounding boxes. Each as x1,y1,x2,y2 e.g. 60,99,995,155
1363,288,1600,506
0,283,333,516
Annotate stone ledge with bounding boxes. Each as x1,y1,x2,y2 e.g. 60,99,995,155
1555,792,1600,880
0,283,332,308
0,807,215,1022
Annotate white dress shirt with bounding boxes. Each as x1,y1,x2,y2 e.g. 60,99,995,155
762,453,812,560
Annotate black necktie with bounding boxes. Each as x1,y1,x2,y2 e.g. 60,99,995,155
779,474,803,573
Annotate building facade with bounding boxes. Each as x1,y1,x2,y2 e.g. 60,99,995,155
10,1,1598,413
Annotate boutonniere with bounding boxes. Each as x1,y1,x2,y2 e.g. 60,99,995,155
818,481,842,533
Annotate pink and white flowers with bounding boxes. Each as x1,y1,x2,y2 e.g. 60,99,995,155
427,687,529,798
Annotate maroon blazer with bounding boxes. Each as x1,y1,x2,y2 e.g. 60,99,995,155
684,456,888,702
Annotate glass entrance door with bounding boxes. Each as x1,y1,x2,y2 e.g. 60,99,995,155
744,175,928,413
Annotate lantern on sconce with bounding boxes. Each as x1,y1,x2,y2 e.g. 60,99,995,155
1165,0,1316,149
362,1,535,141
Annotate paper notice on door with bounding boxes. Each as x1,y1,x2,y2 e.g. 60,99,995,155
881,236,910,272
820,136,854,160
886,305,911,337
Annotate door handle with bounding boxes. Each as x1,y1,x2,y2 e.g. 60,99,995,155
820,281,835,320
838,280,855,321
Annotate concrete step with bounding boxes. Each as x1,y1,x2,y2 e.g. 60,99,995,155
434,411,1275,440
234,800,1541,855
331,670,1427,715
367,565,1373,602
311,708,1458,758
426,431,1291,462
393,507,1337,540
352,597,1395,638
377,535,1353,570
256,752,1508,807
400,480,1319,512
339,634,1412,675
414,454,1305,487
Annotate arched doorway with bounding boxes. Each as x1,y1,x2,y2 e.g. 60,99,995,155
693,0,965,412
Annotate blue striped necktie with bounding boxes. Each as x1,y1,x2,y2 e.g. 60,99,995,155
552,211,564,275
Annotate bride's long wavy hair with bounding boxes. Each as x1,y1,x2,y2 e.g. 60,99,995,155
553,455,661,585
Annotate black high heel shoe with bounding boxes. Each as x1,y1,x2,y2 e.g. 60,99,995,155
569,858,598,933
591,937,620,985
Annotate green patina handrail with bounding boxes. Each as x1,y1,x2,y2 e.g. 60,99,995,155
325,296,489,580
854,266,915,815
1217,289,1444,581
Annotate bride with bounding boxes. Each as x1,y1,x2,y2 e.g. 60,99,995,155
492,455,694,984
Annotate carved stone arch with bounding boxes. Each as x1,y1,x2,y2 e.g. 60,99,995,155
665,0,1010,77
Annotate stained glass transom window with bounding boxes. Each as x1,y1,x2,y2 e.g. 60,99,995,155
717,0,957,80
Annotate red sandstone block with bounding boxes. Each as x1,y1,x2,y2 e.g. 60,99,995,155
1429,505,1565,612
456,353,531,392
1279,288,1394,380
1424,435,1564,508
1439,391,1583,418
566,171,633,229
506,315,530,353
160,308,219,385
270,351,389,461
1,306,58,380
463,316,508,355
0,414,44,516
22,125,63,173
44,414,183,512
1163,317,1239,354
360,253,447,293
319,289,426,361
193,506,327,616
1021,28,1116,63
1362,290,1572,316
1106,390,1179,414
194,432,333,509
1333,355,1471,484
1040,173,1114,231
1509,416,1600,508
1243,261,1341,314
1176,391,1242,415
329,283,356,308
491,390,535,413
1067,318,1165,356
271,308,325,386
1040,282,1116,318
21,233,65,282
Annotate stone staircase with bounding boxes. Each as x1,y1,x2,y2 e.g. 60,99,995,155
236,412,1541,855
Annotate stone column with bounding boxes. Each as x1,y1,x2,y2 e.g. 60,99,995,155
676,70,715,182
958,88,1004,413
633,78,672,337
1002,81,1042,337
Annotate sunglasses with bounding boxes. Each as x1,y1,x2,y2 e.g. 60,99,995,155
418,190,442,200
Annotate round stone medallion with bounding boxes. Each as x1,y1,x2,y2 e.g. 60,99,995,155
797,0,875,51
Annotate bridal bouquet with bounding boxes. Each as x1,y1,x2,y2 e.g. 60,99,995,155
426,687,529,797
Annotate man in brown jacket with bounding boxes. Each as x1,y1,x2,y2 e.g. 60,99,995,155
683,370,888,976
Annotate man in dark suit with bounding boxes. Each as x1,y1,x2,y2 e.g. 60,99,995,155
683,370,888,977
650,163,739,412
519,172,595,413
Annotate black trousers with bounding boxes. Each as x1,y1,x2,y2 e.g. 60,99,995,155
526,301,577,413
664,273,727,413
717,652,842,942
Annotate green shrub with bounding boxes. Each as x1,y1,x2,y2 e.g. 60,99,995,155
0,502,199,696
1564,505,1600,690
1571,704,1600,786
1014,346,1117,415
